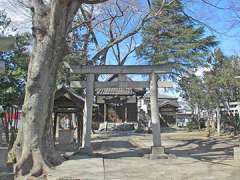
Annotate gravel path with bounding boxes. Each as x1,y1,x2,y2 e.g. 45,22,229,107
48,131,240,180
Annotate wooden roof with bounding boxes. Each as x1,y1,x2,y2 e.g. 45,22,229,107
158,100,178,108
95,88,135,96
144,94,178,108
54,86,85,110
96,74,146,96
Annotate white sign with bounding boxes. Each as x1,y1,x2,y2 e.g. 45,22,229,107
158,81,174,88
0,37,15,51
0,61,5,73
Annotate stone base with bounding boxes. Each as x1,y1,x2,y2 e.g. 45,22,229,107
0,147,8,169
98,122,137,131
151,146,165,155
146,146,176,160
234,147,240,160
79,146,93,155
0,172,14,180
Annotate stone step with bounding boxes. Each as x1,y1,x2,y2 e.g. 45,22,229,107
0,147,8,169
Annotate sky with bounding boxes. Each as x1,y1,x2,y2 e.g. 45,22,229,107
1,0,240,56
184,0,240,56
1,0,240,98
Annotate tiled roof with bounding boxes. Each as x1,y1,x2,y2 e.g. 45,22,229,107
144,93,177,99
96,74,146,96
95,88,135,96
158,100,178,108
55,86,85,102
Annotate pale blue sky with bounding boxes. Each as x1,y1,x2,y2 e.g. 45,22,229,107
2,0,240,56
184,0,240,56
1,0,240,98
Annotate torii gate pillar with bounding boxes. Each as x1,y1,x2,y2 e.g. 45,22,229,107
81,73,94,153
150,72,161,147
150,72,165,157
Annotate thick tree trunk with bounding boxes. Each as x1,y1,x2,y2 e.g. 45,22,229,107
8,1,81,178
13,40,65,178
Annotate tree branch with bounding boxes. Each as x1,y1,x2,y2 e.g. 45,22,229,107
83,0,108,4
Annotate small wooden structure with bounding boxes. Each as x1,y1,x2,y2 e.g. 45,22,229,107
53,86,85,145
142,95,178,126
144,95,179,126
96,74,146,123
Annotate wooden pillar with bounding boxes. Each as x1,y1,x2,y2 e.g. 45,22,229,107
125,104,128,122
80,115,83,144
56,115,60,140
82,73,94,152
53,112,58,144
216,106,221,136
76,111,82,145
104,103,107,122
0,106,3,144
72,113,77,128
72,113,77,143
0,121,2,144
150,72,161,147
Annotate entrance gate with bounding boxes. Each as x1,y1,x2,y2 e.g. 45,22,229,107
69,64,172,153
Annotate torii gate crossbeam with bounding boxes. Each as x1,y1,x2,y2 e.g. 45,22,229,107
71,64,172,74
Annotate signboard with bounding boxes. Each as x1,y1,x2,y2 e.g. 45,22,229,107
158,81,174,88
0,36,15,51
0,61,5,73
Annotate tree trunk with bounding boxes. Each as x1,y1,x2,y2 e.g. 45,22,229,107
13,40,65,178
207,111,211,137
8,1,81,178
216,105,221,136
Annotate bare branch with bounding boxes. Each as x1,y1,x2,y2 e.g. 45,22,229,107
80,6,101,50
200,0,231,10
83,0,109,4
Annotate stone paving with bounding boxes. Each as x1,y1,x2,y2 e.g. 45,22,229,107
48,131,240,180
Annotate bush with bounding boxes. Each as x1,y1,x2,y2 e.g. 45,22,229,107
187,121,193,132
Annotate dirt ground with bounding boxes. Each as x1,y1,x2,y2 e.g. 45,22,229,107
48,130,240,180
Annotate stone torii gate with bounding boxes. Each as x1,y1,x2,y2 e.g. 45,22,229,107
70,64,172,155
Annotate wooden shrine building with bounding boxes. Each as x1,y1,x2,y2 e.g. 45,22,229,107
95,74,146,123
53,86,85,144
69,64,172,151
139,94,178,126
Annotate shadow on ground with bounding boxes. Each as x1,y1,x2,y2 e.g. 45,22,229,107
166,137,238,163
55,131,239,166
92,140,150,159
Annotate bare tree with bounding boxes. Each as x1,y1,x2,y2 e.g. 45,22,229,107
5,0,170,178
7,0,109,178
68,0,150,66
67,0,173,72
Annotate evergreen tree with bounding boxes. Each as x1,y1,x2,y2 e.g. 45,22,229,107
204,49,240,107
179,74,208,111
137,0,217,74
0,10,31,106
